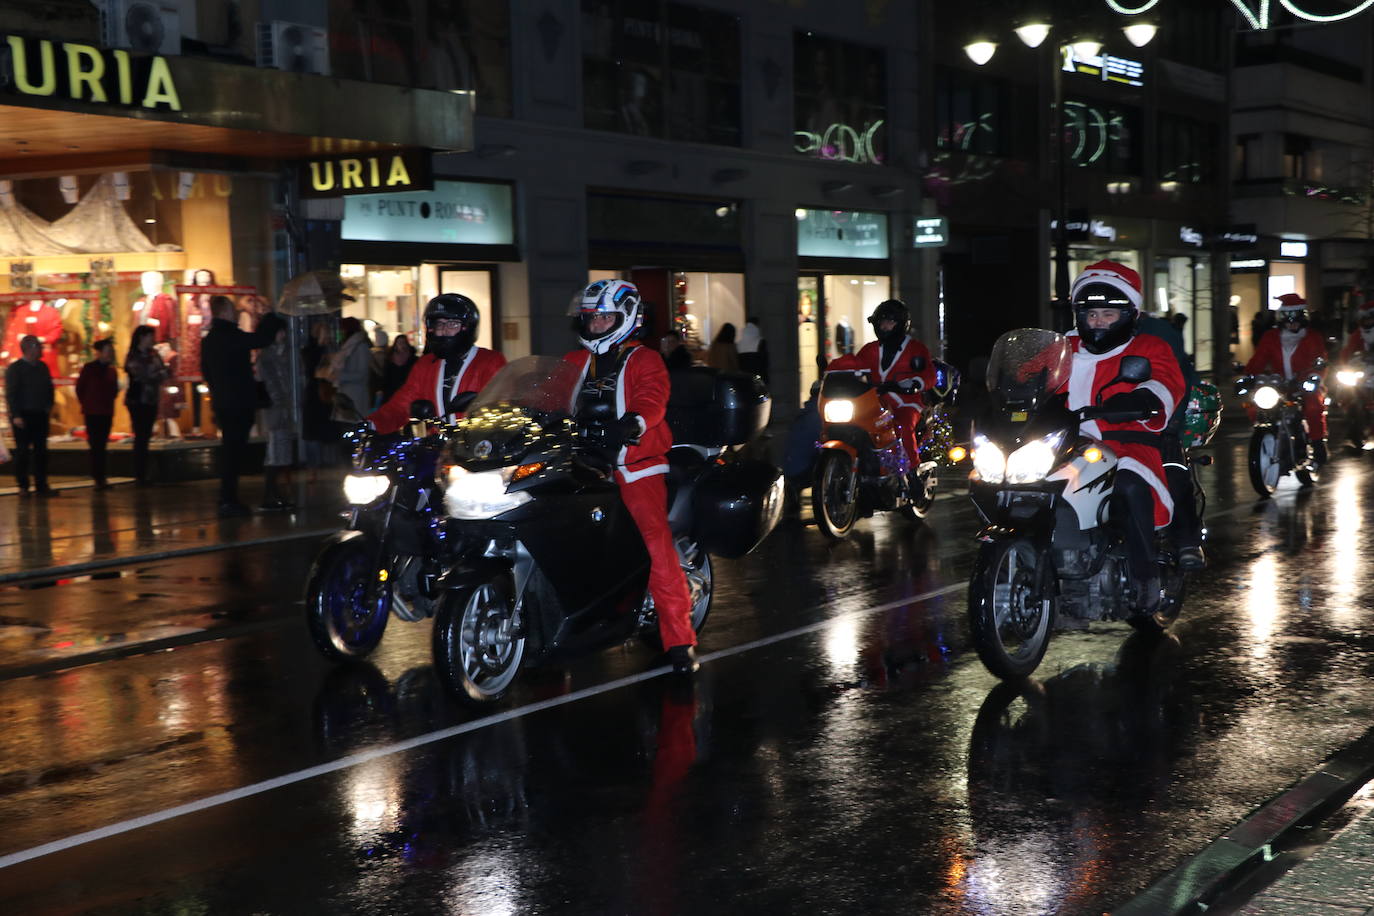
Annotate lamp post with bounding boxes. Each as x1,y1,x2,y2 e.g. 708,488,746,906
964,17,1156,330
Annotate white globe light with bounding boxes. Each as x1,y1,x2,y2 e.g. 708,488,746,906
964,41,998,66
1015,23,1051,48
1070,39,1103,59
1122,23,1157,47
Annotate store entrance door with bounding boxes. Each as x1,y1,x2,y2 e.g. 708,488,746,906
796,272,890,404
436,267,497,351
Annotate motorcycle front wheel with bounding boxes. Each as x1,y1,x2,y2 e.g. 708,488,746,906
898,468,937,521
813,451,859,539
1248,428,1282,498
304,537,391,661
968,538,1055,680
432,573,526,706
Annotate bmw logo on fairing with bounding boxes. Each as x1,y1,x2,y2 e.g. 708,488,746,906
473,440,493,459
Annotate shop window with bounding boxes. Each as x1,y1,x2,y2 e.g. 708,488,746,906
1158,114,1218,185
934,67,1030,159
582,0,741,145
1062,99,1140,174
794,31,886,165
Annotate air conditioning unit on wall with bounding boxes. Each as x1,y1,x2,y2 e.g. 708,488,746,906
99,0,182,56
256,21,331,76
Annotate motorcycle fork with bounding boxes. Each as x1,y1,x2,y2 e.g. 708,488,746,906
362,488,399,609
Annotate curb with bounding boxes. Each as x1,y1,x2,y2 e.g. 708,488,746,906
1114,724,1374,914
0,528,336,586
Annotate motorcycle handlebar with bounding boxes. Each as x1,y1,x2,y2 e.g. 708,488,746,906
1078,406,1157,423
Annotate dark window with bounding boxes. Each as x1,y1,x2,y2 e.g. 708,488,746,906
1062,98,1140,174
1284,133,1312,180
933,66,1032,158
1154,3,1228,72
582,1,741,145
1158,114,1219,184
794,31,886,165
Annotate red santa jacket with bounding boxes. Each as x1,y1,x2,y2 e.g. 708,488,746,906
1062,330,1186,527
1340,328,1374,363
368,348,506,434
564,342,673,484
828,335,937,411
1247,327,1327,380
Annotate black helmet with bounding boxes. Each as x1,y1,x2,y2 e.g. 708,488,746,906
423,293,479,360
869,299,910,345
1071,282,1138,354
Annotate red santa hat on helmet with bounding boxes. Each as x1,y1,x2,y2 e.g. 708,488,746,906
1274,292,1307,313
1359,300,1374,320
1071,260,1143,309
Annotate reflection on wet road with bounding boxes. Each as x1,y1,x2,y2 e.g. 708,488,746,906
3,436,1374,914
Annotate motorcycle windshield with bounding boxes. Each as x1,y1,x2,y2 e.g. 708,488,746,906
986,329,1072,405
466,355,584,418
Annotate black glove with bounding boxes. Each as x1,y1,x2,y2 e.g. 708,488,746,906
580,413,643,450
878,378,921,395
1099,388,1162,414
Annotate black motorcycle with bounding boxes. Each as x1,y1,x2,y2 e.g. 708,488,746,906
430,356,784,705
1236,368,1323,497
304,394,457,661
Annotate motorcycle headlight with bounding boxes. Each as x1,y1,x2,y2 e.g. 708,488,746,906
343,473,390,505
823,399,855,423
971,437,1006,484
443,466,533,519
1004,434,1062,484
1252,385,1281,410
1338,369,1365,386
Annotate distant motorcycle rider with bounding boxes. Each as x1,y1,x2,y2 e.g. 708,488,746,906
1246,292,1328,465
1339,300,1374,363
369,294,506,434
828,299,937,469
1064,261,1186,614
564,279,699,675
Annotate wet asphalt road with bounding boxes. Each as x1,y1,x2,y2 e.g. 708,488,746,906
4,430,1374,915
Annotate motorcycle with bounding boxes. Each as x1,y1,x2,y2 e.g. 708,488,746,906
964,329,1187,680
1236,366,1324,496
430,356,784,706
1334,351,1374,450
303,394,457,661
811,358,958,539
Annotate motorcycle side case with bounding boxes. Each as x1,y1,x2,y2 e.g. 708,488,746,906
667,368,771,447
692,457,785,558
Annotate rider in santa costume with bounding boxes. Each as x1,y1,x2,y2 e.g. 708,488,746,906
564,279,699,675
369,293,505,434
1246,292,1328,462
828,298,937,467
1062,260,1186,612
1339,300,1374,363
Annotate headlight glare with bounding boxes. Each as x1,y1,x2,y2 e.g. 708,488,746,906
1337,369,1364,386
971,438,1006,483
1005,438,1058,483
1252,386,1281,410
343,473,390,505
823,399,855,423
443,466,533,519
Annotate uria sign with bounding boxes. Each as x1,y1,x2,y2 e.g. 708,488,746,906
0,35,180,111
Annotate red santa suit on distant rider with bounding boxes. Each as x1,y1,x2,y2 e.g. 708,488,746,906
368,293,506,434
1246,292,1328,454
1062,261,1186,614
564,279,699,675
828,298,937,466
1339,299,1374,363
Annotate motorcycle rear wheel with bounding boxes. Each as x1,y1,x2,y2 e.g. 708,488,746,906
639,539,714,652
304,537,391,661
813,451,858,539
1247,429,1281,498
968,538,1054,680
432,573,526,706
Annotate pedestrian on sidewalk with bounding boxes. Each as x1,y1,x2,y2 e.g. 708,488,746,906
5,335,56,496
76,338,118,490
256,323,298,511
301,319,337,478
124,326,168,486
201,296,285,518
329,317,372,426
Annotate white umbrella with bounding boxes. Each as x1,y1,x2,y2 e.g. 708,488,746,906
277,270,355,316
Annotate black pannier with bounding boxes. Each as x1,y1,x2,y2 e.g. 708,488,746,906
691,458,785,559
667,368,770,448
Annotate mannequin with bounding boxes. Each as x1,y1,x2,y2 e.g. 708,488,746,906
835,315,854,355
132,271,176,343
178,268,215,378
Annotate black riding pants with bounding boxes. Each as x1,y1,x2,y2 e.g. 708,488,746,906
1111,469,1158,586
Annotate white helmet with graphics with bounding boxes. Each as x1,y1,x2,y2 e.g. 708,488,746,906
574,279,643,355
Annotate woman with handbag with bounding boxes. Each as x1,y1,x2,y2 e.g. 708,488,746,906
124,326,169,486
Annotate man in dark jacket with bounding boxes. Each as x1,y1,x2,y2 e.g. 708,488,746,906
5,335,56,496
75,338,118,490
200,296,285,516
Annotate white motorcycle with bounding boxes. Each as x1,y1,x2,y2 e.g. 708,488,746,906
963,329,1187,680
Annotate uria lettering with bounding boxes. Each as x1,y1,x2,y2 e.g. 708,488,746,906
1,36,180,111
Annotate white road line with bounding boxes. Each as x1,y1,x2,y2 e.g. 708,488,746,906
0,581,963,871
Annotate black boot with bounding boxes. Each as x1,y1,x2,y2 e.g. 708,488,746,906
667,645,699,675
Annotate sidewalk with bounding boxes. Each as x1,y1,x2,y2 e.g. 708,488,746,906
0,471,347,583
1236,799,1374,914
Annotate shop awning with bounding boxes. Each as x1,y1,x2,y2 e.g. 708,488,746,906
0,39,474,176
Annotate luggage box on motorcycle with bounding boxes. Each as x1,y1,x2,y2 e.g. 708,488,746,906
667,368,771,448
692,458,784,558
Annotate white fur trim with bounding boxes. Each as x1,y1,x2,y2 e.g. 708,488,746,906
1072,265,1143,309
1137,380,1175,430
618,463,668,484
1118,456,1173,526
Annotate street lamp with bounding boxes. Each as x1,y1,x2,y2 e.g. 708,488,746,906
962,17,1156,329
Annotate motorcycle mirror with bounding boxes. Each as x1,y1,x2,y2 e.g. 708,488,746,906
1118,356,1152,383
410,399,438,421
910,355,928,372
